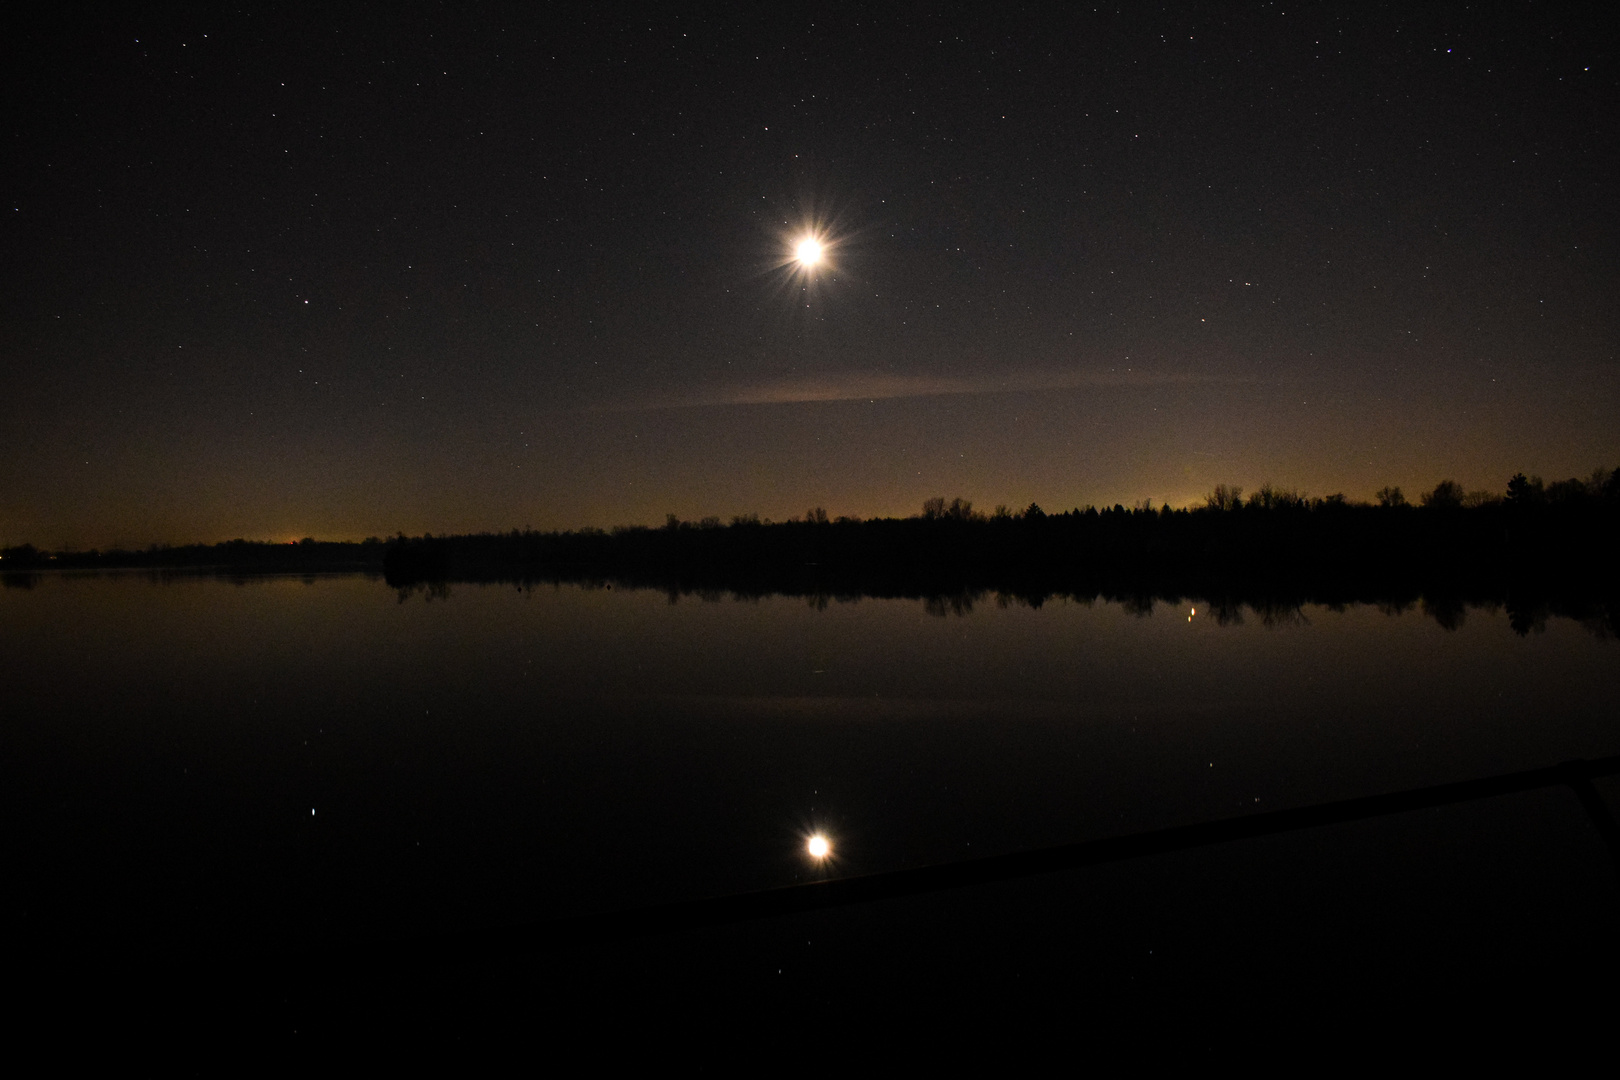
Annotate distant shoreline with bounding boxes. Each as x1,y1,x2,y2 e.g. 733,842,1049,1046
6,475,1616,629
0,538,386,574
7,476,1615,638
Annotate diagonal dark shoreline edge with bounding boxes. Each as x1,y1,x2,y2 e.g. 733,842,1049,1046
571,755,1620,941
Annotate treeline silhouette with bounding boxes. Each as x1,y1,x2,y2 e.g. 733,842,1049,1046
0,537,385,579
6,471,1616,635
377,470,1620,637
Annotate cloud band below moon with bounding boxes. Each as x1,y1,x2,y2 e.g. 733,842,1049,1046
607,369,1251,411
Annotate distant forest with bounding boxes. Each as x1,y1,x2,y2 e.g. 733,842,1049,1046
0,536,384,575
8,469,1615,635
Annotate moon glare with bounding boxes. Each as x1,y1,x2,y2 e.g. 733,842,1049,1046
795,237,824,267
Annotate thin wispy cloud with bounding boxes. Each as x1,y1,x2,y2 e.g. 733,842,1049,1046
607,369,1250,412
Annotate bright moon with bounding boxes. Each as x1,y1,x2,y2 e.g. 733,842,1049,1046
807,834,831,859
795,238,823,266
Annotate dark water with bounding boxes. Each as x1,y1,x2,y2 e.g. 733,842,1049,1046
4,571,1618,1035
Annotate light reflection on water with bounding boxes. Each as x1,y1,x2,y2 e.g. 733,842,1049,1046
2,571,1617,951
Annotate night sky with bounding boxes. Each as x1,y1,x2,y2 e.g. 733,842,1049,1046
5,4,1615,547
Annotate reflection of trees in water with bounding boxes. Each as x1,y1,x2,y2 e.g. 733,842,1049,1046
924,592,980,618
1120,593,1156,618
1581,615,1616,640
1254,599,1310,629
1190,597,1306,628
1508,594,1618,639
383,571,1614,637
394,581,451,604
1509,603,1548,636
1422,595,1467,631
994,591,1058,610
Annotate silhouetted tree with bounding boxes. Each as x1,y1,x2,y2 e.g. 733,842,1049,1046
1545,477,1588,506
1601,467,1620,503
1505,473,1541,507
1376,486,1407,508
1421,480,1464,509
1247,483,1304,511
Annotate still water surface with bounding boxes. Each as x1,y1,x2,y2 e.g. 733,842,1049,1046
4,571,1617,967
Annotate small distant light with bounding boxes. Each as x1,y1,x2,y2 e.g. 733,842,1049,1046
807,834,831,859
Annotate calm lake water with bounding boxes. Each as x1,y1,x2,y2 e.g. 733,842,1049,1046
4,571,1618,1008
